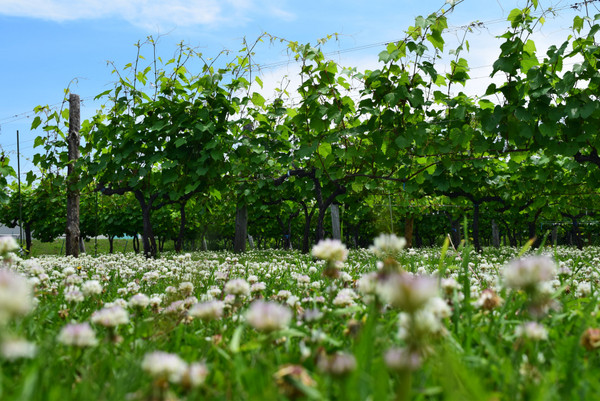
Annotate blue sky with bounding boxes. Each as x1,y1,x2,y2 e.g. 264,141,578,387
0,0,586,177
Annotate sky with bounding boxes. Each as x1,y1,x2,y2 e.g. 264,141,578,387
0,0,592,178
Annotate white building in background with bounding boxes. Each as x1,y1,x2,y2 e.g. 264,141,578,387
0,225,20,237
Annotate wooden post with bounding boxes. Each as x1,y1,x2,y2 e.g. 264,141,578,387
404,216,414,248
65,93,81,257
16,130,24,251
331,204,341,240
491,219,500,248
234,204,248,253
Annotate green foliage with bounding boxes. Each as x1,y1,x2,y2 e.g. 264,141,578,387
20,0,600,256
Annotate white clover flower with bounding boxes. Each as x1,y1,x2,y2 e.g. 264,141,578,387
398,309,446,340
276,290,292,300
384,347,422,371
141,351,188,384
357,272,378,295
182,362,209,388
376,272,439,312
64,286,84,303
208,287,222,298
369,233,406,258
91,305,129,327
333,288,358,307
179,281,194,295
576,281,592,298
250,282,266,293
163,300,186,315
105,298,128,308
503,256,557,291
165,286,178,295
473,289,503,310
0,268,34,324
339,271,353,282
188,300,225,321
311,239,348,262
424,297,451,319
225,278,250,297
224,294,236,305
0,237,18,257
245,300,292,332
286,295,300,308
57,322,98,347
1,338,36,360
82,280,103,296
149,296,163,308
129,293,151,309
65,274,83,285
515,321,548,341
317,352,357,376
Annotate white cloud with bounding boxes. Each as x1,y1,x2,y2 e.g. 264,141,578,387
0,0,294,30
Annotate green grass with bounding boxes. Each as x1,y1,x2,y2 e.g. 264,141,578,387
2,244,600,400
23,238,178,257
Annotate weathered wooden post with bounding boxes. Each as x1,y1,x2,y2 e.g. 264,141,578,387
404,216,414,248
234,204,248,253
552,225,558,246
65,93,81,257
331,204,341,240
491,219,500,248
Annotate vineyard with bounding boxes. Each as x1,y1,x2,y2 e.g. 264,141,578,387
2,0,600,399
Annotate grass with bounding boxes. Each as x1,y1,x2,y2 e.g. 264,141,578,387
24,238,178,257
2,242,600,400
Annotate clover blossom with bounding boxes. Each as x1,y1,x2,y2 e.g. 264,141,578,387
245,300,292,332
141,351,188,384
376,272,439,312
57,322,98,347
0,268,34,325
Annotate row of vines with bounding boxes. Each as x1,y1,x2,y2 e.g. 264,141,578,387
3,0,600,256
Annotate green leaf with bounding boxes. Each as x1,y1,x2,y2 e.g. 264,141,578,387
174,137,187,148
507,8,524,28
427,31,445,51
514,107,532,122
580,102,597,119
210,188,222,200
317,142,332,159
573,15,584,33
251,92,265,107
33,136,45,148
286,108,298,118
351,181,364,193
94,89,112,100
31,116,42,130
229,325,244,353
538,123,556,137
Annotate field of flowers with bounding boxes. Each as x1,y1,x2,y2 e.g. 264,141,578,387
1,234,600,400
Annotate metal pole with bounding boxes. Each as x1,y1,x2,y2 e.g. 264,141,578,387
16,130,23,249
66,94,81,257
94,187,98,257
388,194,394,233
